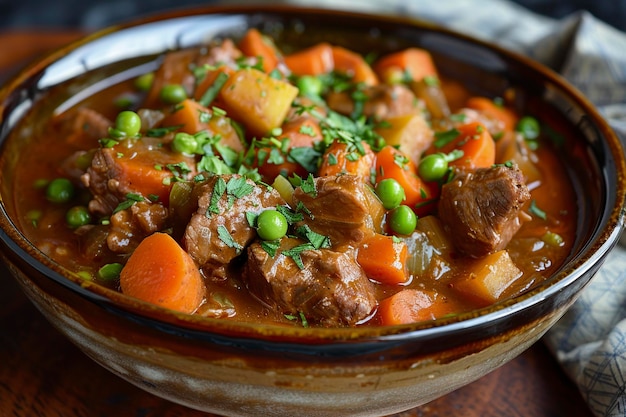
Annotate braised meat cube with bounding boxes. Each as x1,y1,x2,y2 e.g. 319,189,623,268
292,174,385,248
182,175,285,280
326,84,422,121
243,239,377,326
81,137,197,215
52,107,112,148
438,163,531,258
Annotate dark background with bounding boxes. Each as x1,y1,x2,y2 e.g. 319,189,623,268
0,0,625,32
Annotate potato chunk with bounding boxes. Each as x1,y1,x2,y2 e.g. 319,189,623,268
219,68,298,136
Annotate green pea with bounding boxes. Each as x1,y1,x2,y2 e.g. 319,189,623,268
172,132,198,154
159,84,187,104
375,178,405,210
418,153,448,182
98,263,123,282
516,116,540,140
114,110,142,137
296,75,324,98
46,178,75,203
388,205,417,235
134,72,154,92
256,209,288,241
66,206,92,228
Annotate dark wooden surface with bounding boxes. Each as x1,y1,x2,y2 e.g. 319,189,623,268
0,31,594,417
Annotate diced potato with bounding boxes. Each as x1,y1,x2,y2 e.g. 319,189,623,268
375,112,433,166
452,250,523,307
219,68,299,137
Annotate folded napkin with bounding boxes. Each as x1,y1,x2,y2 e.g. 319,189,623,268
278,1,626,415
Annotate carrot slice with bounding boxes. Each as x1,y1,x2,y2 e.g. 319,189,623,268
161,98,211,134
318,140,376,182
357,233,409,285
377,289,457,325
429,121,496,170
120,232,205,314
466,97,518,132
238,28,280,73
284,42,334,76
331,46,378,85
374,47,438,83
160,98,246,153
375,145,439,216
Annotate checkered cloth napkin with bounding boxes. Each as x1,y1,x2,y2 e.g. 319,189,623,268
277,0,626,415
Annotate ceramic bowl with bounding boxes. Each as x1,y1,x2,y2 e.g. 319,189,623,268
0,5,624,417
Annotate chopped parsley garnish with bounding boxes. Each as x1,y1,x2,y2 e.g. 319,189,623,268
260,239,281,257
529,200,547,220
276,204,304,223
433,128,460,148
295,224,331,250
198,71,230,107
288,147,321,173
217,225,243,251
113,193,145,214
207,177,227,216
299,173,317,197
146,125,182,138
206,176,255,216
281,243,316,269
226,176,255,200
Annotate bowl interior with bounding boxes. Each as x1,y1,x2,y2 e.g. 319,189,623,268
0,5,624,348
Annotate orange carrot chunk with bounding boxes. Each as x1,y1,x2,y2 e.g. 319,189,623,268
357,233,409,285
284,42,335,76
374,47,438,84
375,145,439,216
238,28,280,73
160,99,246,153
466,96,518,132
120,232,205,314
428,121,496,170
318,140,376,182
331,46,378,86
377,289,457,325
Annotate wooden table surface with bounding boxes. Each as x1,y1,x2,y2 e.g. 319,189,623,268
0,30,594,417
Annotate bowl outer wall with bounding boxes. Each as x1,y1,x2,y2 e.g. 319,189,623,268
0,4,625,357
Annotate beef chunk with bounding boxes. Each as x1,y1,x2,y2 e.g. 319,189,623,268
52,107,112,148
326,84,422,120
182,175,285,280
106,201,169,254
292,174,384,248
438,163,531,258
81,137,196,215
243,239,377,326
196,38,243,68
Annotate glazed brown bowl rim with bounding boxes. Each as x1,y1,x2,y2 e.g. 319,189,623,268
1,4,625,347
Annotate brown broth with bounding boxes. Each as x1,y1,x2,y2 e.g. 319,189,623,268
10,40,578,327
